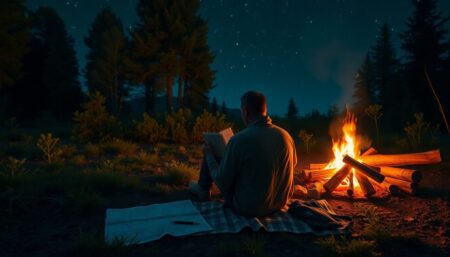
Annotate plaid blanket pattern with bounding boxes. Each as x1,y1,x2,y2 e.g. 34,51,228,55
192,199,350,236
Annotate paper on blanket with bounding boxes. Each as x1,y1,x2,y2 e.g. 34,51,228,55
105,200,212,244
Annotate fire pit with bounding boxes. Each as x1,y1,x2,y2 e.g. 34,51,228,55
300,111,442,199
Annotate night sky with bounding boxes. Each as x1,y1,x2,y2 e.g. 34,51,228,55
26,0,450,115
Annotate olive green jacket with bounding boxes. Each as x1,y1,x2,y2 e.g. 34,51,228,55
205,115,297,217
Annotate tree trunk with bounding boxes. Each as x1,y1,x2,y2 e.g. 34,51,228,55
166,75,173,113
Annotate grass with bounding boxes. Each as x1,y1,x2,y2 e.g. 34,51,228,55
317,236,377,257
69,233,132,257
158,161,198,185
208,235,266,257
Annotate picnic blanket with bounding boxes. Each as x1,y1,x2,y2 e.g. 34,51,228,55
192,199,351,236
105,200,212,244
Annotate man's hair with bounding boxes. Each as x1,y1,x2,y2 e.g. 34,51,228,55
240,91,267,116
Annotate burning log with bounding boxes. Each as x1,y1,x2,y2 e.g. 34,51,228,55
347,170,354,197
323,165,351,193
343,155,385,183
379,166,422,183
355,172,376,197
359,149,441,167
361,147,378,156
307,182,325,199
383,177,418,195
309,163,328,170
302,168,335,181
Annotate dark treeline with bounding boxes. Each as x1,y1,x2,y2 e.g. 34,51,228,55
0,0,214,121
352,0,450,132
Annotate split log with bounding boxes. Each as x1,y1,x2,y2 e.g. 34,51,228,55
343,155,385,183
359,149,441,167
355,172,376,197
323,165,351,193
361,147,378,156
302,168,335,181
383,177,418,195
380,166,422,183
309,163,328,170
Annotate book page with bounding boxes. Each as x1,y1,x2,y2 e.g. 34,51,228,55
203,127,233,159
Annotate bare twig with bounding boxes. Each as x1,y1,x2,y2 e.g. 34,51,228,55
424,68,450,134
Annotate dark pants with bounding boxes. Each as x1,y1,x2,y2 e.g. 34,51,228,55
198,155,213,191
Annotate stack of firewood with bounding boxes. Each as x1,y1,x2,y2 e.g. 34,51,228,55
301,148,441,198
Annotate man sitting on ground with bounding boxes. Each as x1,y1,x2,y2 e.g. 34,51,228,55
190,91,297,217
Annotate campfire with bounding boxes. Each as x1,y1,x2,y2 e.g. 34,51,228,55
301,110,442,199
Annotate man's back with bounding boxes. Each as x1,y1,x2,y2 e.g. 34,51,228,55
213,116,297,217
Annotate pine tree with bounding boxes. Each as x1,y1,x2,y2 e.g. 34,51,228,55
0,0,29,89
400,0,449,122
352,55,375,116
210,97,218,114
286,97,299,118
221,101,227,115
35,7,82,119
85,7,128,115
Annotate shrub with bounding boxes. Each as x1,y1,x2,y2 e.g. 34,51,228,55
84,143,103,158
298,129,314,154
192,110,233,142
36,133,62,164
134,113,167,144
102,138,138,157
147,183,173,196
73,92,121,143
404,113,430,149
159,161,198,185
165,108,192,144
2,157,26,176
72,155,88,166
136,150,159,166
60,144,78,159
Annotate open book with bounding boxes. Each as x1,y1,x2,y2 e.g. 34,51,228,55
203,128,234,159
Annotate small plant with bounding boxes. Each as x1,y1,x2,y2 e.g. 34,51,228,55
102,138,138,157
404,113,430,149
72,154,88,166
365,104,383,143
160,161,198,185
60,144,78,158
3,157,26,176
317,236,376,257
36,133,62,164
134,113,167,144
73,92,121,143
84,143,103,158
298,129,314,154
358,205,394,242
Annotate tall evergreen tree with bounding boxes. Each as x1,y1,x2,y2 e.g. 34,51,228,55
85,8,128,115
210,97,218,114
7,7,82,120
0,0,29,89
286,97,299,118
352,55,375,116
400,0,449,122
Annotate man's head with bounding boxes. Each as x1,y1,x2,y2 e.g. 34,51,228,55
240,91,267,125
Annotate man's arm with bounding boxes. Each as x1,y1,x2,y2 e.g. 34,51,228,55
204,137,239,197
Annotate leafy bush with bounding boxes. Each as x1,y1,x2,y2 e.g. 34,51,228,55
165,108,192,144
102,138,138,157
192,110,233,142
72,154,88,166
60,144,78,158
36,133,62,164
134,113,167,144
73,92,121,143
1,157,26,176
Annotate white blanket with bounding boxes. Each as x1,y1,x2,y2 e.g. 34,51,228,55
105,200,212,244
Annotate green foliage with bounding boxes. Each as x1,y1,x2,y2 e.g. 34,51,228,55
159,161,198,185
286,97,299,118
36,133,61,164
165,108,192,144
404,113,430,149
73,92,121,143
317,237,376,257
192,110,232,142
298,129,314,154
134,113,167,144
